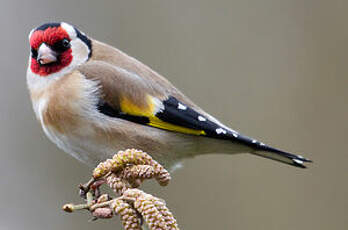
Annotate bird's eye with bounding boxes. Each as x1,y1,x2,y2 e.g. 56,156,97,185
62,39,70,48
31,47,38,58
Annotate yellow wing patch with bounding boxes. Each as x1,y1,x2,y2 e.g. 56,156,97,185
120,95,206,136
148,117,206,135
120,96,154,117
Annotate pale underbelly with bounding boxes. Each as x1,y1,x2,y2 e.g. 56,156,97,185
41,118,248,170
41,122,197,169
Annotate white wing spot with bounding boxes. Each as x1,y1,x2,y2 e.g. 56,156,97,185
178,103,187,110
293,159,304,164
198,116,207,121
232,133,238,138
252,139,257,143
260,142,265,146
216,128,227,134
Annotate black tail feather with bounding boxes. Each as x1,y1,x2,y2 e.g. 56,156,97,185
220,129,312,168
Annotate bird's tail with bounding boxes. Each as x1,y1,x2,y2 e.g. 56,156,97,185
209,126,312,168
219,130,312,168
251,148,312,168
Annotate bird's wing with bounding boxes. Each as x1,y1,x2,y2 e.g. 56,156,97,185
78,61,239,138
78,60,311,167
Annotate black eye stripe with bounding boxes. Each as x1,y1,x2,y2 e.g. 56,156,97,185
31,47,38,58
51,39,71,52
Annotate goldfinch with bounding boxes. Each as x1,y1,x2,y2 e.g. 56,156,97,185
26,22,311,170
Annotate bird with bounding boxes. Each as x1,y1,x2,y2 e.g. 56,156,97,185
26,22,311,171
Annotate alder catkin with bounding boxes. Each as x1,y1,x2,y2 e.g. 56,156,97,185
111,198,142,230
93,149,158,179
106,173,131,196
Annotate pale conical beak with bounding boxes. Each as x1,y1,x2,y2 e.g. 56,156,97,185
37,43,57,65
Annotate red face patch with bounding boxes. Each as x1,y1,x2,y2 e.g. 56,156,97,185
30,26,73,76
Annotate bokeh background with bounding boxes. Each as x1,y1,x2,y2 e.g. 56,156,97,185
1,0,347,229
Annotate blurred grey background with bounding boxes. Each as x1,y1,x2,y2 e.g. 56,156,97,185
0,0,347,229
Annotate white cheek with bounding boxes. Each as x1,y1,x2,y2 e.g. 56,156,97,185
70,39,89,66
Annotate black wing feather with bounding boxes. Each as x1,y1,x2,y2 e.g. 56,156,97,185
155,97,312,167
98,96,311,167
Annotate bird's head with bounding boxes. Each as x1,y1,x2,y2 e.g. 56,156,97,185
27,22,92,78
